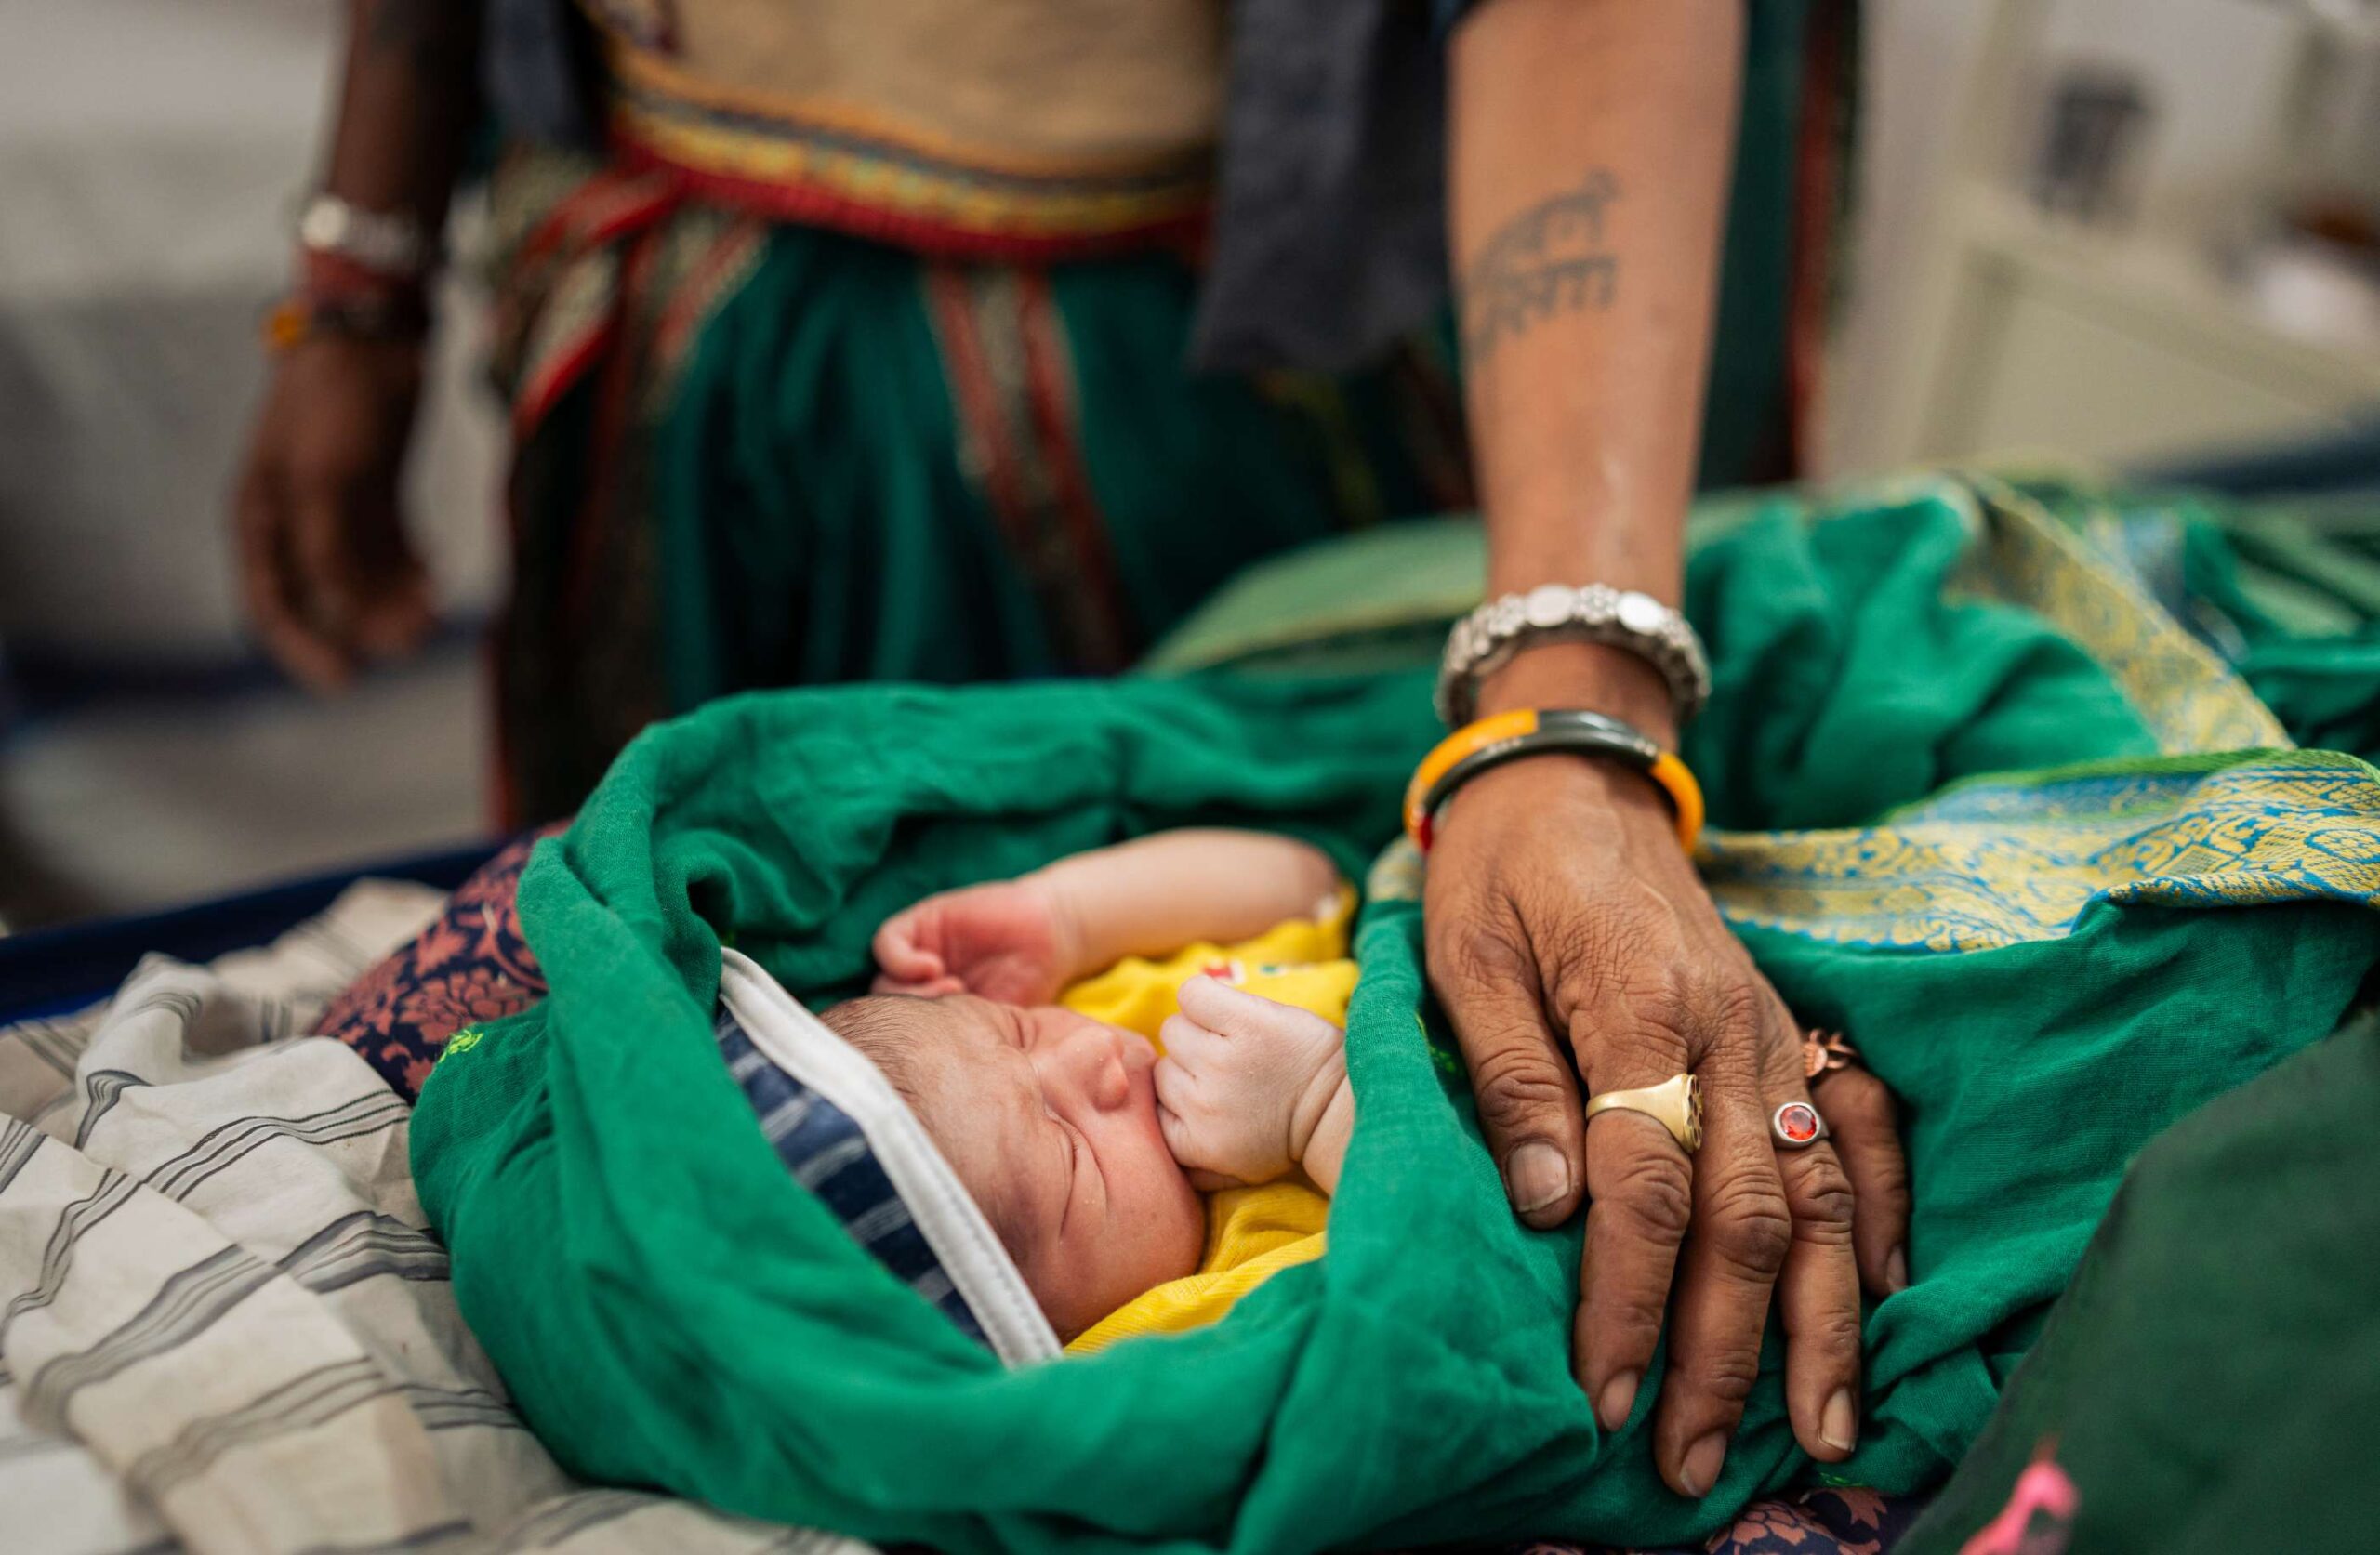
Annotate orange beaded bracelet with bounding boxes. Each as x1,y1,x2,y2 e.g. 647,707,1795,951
1402,708,1705,853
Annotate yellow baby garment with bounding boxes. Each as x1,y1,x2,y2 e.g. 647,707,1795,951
1059,889,1355,1352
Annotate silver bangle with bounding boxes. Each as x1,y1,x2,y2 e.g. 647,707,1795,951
1435,584,1710,728
295,192,438,278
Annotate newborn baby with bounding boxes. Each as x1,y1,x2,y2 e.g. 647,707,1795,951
822,830,1358,1341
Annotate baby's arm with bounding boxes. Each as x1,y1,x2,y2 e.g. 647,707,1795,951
874,831,1340,1004
1034,830,1342,979
1157,976,1355,1195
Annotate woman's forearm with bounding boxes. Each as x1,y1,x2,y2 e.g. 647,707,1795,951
319,0,486,234
1447,0,1743,746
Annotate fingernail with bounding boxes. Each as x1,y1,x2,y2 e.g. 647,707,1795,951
1595,1370,1640,1431
1503,1141,1571,1216
1680,1431,1727,1497
1821,1388,1858,1453
1886,1245,1910,1292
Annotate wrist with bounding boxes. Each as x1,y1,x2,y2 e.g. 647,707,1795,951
295,192,441,286
1286,1048,1350,1167
1438,745,1675,842
1294,1078,1355,1194
1471,486,1692,742
1482,500,1685,612
1024,870,1091,983
1473,640,1678,747
263,284,430,357
298,249,431,309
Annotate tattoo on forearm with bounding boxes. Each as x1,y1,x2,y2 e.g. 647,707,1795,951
1459,170,1621,362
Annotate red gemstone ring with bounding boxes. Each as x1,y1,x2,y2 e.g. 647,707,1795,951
1770,1100,1830,1149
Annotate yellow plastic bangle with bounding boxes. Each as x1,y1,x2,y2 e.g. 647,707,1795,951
1402,708,1704,853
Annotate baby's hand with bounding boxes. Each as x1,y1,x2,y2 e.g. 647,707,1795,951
871,877,1078,1005
1155,976,1347,1190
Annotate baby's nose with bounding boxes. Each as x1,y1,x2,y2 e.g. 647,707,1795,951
1113,1027,1157,1074
1059,1023,1138,1110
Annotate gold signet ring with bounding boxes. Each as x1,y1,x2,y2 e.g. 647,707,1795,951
1582,1073,1703,1153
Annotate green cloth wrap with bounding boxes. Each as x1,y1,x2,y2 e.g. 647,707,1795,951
1899,1007,2380,1555
413,476,2380,1549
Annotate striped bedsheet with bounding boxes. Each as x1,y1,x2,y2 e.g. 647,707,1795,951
0,883,864,1555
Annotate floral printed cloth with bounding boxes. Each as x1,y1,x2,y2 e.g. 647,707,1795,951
312,827,562,1099
1577,1485,1920,1554
316,836,1921,1551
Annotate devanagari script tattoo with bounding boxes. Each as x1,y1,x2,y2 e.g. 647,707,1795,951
1460,170,1621,362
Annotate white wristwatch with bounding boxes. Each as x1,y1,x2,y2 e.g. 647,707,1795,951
296,193,438,279
1435,583,1710,728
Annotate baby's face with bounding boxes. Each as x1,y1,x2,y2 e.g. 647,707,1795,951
866,995,1205,1339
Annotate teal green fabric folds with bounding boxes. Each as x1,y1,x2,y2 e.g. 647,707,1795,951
413,477,2380,1549
1901,1008,2380,1555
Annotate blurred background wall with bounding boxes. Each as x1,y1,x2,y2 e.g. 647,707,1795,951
3,0,2376,929
1834,0,2380,474
0,0,502,925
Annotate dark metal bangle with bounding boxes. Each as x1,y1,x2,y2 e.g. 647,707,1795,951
1417,709,1662,823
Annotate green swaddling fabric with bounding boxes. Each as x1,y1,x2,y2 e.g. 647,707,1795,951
411,478,2380,1551
1899,1008,2380,1555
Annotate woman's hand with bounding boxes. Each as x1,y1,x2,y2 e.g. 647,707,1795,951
1436,0,1896,1494
871,878,1078,1006
231,336,435,691
1425,753,1910,1496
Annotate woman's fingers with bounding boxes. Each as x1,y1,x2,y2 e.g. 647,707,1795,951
1431,921,1588,1228
1772,1133,1864,1464
229,340,431,692
1571,1033,1698,1437
1421,755,1859,1492
1759,1005,1863,1466
293,486,364,652
232,463,352,692
1640,998,1787,1498
1814,1064,1911,1296
347,489,435,657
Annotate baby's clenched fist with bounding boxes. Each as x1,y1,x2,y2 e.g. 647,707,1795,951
1154,976,1347,1190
